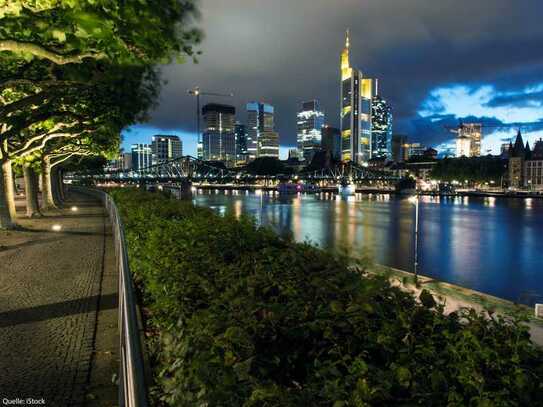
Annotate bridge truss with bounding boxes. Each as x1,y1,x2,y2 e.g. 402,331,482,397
88,155,399,184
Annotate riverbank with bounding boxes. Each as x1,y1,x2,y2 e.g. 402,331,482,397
111,187,543,405
369,264,543,347
185,183,543,199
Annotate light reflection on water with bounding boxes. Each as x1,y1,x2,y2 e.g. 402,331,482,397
192,190,543,304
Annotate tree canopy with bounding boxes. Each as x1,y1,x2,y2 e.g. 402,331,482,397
430,156,508,184
0,0,202,229
245,157,292,176
0,0,201,65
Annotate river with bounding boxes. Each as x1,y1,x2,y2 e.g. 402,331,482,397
192,190,543,305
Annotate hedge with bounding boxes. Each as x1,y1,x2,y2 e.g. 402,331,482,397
110,188,543,406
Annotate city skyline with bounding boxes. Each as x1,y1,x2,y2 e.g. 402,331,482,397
121,0,543,157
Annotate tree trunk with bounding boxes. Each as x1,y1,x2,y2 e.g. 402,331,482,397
57,168,65,202
41,158,56,209
50,166,62,207
3,159,16,219
23,164,41,218
0,158,16,229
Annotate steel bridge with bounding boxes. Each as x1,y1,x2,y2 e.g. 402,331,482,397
90,155,399,183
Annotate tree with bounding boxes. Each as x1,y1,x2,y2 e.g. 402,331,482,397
0,0,202,228
245,157,292,176
431,156,508,184
0,63,160,226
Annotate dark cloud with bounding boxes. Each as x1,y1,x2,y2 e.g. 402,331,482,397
136,0,543,149
408,115,508,147
485,91,543,108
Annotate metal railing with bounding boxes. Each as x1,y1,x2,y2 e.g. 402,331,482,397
72,186,149,406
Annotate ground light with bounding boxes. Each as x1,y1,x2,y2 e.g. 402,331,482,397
51,224,62,232
71,206,78,212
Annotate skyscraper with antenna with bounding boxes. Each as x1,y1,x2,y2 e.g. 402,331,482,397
340,29,377,164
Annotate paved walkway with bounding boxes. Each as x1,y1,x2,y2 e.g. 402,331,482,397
0,191,118,406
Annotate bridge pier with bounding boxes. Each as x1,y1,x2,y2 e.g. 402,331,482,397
161,180,192,200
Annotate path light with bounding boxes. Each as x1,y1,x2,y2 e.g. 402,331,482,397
71,206,78,212
52,224,62,232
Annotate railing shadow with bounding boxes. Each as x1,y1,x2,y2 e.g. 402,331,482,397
0,293,117,328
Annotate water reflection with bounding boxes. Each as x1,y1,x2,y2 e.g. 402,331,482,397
192,190,543,304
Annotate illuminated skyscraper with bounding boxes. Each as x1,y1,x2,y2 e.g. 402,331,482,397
340,30,376,164
131,144,152,171
455,123,483,157
297,100,325,161
202,103,236,164
456,135,472,157
234,122,248,162
247,102,274,160
258,131,280,158
371,94,392,159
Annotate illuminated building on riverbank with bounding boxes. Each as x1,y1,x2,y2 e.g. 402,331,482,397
202,103,236,164
340,30,376,164
257,131,280,158
247,102,274,161
151,135,182,164
297,100,325,162
371,94,392,159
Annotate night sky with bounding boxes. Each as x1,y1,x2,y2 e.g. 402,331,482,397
122,0,543,158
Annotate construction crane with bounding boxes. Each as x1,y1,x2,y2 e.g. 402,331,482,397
188,86,234,159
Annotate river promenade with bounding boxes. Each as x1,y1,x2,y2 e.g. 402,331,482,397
0,192,118,406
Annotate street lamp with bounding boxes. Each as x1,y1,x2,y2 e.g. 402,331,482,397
408,194,420,281
188,87,234,159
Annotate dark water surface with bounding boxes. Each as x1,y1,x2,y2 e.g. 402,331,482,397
192,190,543,304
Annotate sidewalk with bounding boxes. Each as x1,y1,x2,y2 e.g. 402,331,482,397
0,191,118,406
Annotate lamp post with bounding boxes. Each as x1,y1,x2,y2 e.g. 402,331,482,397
408,194,420,281
188,87,234,160
188,87,201,158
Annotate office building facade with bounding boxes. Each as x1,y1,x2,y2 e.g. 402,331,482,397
131,144,152,171
151,135,183,164
321,125,342,160
456,136,472,157
456,123,483,157
257,131,279,158
234,122,248,162
408,143,426,159
340,30,376,164
202,103,236,163
371,95,392,159
297,100,325,162
391,134,408,162
247,102,274,160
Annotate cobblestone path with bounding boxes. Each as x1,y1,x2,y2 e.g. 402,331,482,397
0,192,114,406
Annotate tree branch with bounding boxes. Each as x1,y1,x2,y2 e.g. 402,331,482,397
50,153,77,167
0,79,85,92
0,40,107,65
15,131,85,158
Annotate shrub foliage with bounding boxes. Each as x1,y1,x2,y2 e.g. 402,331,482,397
111,188,543,406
